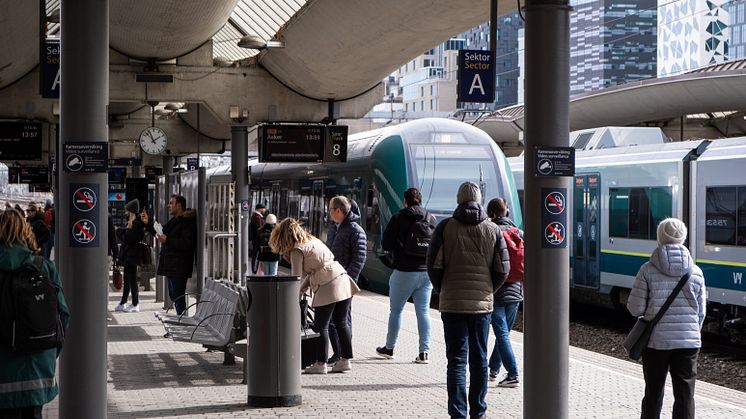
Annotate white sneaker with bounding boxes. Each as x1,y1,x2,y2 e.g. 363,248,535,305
114,304,126,312
303,362,327,374
331,358,351,373
124,305,140,313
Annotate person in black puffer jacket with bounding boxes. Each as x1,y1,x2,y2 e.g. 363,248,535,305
145,195,197,315
114,199,145,313
325,196,367,365
257,214,280,275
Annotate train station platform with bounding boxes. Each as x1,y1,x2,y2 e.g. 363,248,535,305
42,288,746,418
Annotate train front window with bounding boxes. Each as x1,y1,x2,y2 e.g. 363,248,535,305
411,144,501,212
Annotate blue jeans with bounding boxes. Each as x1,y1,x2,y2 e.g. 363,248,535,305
262,261,278,276
442,312,491,419
489,302,520,377
167,276,188,315
385,270,432,353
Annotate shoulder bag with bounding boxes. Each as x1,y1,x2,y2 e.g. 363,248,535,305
623,272,691,361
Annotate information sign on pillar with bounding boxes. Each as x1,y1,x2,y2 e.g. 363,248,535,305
69,183,100,247
541,188,568,249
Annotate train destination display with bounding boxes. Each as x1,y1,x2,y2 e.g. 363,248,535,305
259,124,348,163
0,122,42,161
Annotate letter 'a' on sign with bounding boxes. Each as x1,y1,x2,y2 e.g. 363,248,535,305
457,50,495,103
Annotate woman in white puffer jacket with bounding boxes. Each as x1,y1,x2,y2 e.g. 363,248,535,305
627,218,706,419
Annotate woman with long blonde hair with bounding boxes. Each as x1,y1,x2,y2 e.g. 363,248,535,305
269,218,359,374
0,209,70,417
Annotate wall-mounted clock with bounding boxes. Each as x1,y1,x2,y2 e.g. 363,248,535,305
139,126,168,155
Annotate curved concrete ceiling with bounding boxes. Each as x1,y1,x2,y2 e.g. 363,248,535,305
0,1,39,89
0,0,237,89
568,70,746,129
110,0,238,60
260,0,517,100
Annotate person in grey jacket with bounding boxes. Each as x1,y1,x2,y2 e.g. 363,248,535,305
427,182,509,419
627,218,706,419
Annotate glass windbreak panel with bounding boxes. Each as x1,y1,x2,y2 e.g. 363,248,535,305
648,187,673,239
739,187,746,246
573,132,594,150
411,144,501,212
609,188,629,237
706,187,737,245
628,188,651,239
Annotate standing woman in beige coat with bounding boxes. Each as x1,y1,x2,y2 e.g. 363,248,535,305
269,218,360,374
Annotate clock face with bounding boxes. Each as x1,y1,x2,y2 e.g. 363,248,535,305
139,127,168,155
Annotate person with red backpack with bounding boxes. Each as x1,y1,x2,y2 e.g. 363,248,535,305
486,197,524,388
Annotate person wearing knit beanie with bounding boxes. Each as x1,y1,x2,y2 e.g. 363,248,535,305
125,199,140,214
457,181,482,205
656,218,687,246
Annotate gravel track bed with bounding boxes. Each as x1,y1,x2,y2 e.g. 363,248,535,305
513,304,746,392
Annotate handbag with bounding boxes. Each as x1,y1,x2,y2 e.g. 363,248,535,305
141,243,152,265
112,266,123,290
623,272,691,361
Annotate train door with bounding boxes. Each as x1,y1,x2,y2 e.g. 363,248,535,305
309,180,325,237
573,174,600,289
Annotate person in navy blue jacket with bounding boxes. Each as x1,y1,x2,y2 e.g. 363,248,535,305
325,196,367,365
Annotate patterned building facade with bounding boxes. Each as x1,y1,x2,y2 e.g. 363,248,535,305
658,0,730,77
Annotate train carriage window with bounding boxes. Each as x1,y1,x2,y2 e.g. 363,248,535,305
573,132,594,150
609,189,629,237
610,187,672,240
648,187,673,236
706,187,737,245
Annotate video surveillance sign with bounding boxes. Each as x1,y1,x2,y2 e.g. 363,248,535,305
457,50,495,103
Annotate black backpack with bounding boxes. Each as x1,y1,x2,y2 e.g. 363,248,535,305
258,228,273,254
401,212,435,258
0,256,65,353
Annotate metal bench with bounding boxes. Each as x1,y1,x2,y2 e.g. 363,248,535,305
160,281,240,350
155,279,220,326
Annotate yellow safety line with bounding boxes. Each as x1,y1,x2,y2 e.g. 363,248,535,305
600,249,650,258
696,259,746,268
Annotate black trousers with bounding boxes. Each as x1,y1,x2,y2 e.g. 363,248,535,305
641,347,699,419
312,298,353,363
120,262,139,306
0,405,43,419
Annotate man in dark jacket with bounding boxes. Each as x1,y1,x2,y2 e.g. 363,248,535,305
427,182,509,419
145,194,197,315
376,187,437,364
325,196,367,365
25,202,50,251
486,197,524,388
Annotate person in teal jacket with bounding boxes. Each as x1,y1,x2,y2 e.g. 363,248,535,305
0,209,70,418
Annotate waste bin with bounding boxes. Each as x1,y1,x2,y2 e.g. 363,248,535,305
245,275,302,407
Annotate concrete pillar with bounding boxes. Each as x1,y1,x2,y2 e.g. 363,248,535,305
523,1,571,419
58,1,109,418
231,126,249,283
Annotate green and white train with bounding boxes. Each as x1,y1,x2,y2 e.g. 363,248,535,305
248,118,521,294
509,130,746,342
